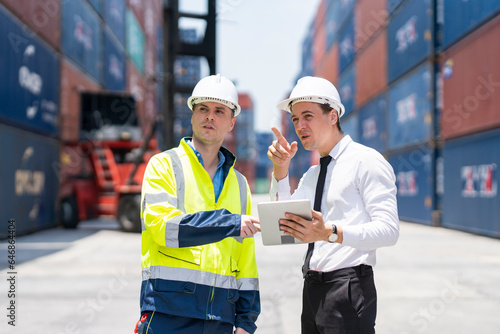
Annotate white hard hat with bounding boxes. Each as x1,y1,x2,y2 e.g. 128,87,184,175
276,76,345,117
187,74,241,116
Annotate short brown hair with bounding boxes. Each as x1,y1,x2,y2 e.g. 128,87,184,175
319,103,342,133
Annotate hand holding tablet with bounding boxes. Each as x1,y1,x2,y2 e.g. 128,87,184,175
257,199,312,246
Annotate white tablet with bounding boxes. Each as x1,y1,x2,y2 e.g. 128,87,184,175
257,199,312,246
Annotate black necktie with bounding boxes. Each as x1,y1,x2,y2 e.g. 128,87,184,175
302,155,332,277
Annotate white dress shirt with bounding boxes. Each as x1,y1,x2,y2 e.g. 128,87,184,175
270,135,399,272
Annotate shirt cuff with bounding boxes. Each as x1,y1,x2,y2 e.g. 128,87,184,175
270,173,292,201
341,225,362,248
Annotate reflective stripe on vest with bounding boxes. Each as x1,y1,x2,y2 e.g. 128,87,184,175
143,266,259,291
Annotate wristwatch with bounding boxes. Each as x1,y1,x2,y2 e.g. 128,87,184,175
328,224,338,243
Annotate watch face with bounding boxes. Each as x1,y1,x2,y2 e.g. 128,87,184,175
329,233,338,242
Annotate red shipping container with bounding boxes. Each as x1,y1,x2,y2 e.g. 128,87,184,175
1,0,60,50
355,28,387,108
60,59,100,142
355,0,388,52
127,61,147,132
315,43,339,85
312,0,327,69
314,0,327,33
440,14,500,140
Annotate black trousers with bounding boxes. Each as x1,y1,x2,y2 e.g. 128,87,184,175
301,265,377,334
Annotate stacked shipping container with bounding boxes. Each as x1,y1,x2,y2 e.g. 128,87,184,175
0,0,163,236
297,0,500,236
439,3,500,235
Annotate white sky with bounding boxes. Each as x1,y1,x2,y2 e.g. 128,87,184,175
179,0,321,132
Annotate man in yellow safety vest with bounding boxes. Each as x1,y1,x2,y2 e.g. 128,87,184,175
136,74,260,334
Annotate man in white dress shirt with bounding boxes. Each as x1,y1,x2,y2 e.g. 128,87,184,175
267,76,399,334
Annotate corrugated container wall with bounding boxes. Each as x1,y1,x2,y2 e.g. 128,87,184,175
0,124,60,236
0,0,60,50
341,111,359,143
0,5,59,137
355,28,387,107
388,62,433,150
442,129,500,237
60,59,100,143
441,0,500,49
389,144,436,225
355,0,387,52
358,93,387,153
103,27,126,91
338,63,356,117
126,8,145,74
338,13,356,74
440,14,500,140
61,0,101,82
387,0,405,14
315,44,338,84
300,0,500,236
105,0,126,47
325,0,340,51
312,0,327,69
127,61,147,132
387,0,432,83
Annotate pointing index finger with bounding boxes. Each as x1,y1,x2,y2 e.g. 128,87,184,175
271,126,290,149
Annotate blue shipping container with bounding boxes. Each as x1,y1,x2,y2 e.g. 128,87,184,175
325,0,340,51
442,0,500,49
387,0,432,83
337,0,357,29
88,0,103,15
341,111,359,143
358,94,388,153
442,129,500,237
174,56,201,87
0,124,60,237
61,0,102,81
0,5,59,136
338,13,355,73
302,22,314,76
389,144,434,225
387,0,406,14
104,0,126,47
388,62,432,149
103,27,126,91
338,63,356,117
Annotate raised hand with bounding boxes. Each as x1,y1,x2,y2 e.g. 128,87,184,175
267,126,298,180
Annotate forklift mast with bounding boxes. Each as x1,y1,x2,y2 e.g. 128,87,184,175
161,0,217,150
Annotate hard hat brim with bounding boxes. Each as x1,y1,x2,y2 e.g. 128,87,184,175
276,95,345,118
187,96,241,117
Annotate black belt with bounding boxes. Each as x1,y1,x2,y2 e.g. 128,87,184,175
304,264,373,282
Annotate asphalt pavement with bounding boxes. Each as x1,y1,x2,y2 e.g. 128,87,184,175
1,193,500,333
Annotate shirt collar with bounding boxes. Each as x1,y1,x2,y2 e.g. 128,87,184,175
327,135,352,161
185,138,225,168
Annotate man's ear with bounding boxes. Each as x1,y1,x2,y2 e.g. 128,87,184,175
330,110,339,125
228,116,236,131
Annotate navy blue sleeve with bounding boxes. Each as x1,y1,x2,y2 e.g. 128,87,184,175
178,209,241,247
235,290,260,333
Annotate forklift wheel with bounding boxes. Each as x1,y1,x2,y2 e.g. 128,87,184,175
117,195,142,233
60,196,79,229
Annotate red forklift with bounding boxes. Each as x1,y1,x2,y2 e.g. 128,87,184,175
58,92,158,232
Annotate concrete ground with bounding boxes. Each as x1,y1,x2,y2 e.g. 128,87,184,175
1,193,500,333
